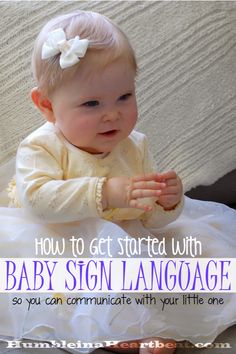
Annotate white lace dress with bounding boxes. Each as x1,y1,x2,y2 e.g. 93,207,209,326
0,124,235,352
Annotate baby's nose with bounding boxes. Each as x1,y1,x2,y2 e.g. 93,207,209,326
102,108,120,121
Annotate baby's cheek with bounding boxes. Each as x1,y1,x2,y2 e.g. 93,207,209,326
75,118,96,135
132,105,138,120
127,109,138,129
81,119,99,137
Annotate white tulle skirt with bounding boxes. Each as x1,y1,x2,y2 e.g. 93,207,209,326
0,194,236,352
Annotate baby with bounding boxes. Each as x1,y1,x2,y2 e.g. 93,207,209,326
2,8,236,354
12,10,182,354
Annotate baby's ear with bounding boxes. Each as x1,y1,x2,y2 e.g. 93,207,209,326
31,87,55,123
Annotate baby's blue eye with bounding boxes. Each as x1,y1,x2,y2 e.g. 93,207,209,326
83,100,99,107
119,93,132,101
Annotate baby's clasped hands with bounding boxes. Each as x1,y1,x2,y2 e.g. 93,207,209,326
102,171,182,212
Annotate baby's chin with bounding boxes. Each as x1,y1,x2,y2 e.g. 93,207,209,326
77,145,114,155
81,142,122,155
74,134,128,154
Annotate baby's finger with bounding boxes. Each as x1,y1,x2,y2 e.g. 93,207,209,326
159,186,179,195
129,199,153,211
158,195,179,207
164,178,178,187
133,180,166,190
132,173,160,183
155,170,177,181
131,188,162,199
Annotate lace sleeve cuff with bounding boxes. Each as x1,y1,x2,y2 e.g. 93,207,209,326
95,177,107,215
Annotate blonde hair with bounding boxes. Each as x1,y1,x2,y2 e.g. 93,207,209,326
32,10,137,97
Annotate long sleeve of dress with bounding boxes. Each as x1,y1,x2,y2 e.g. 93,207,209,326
16,135,106,223
140,135,184,229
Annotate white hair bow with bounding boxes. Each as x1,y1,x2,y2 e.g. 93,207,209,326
41,28,89,69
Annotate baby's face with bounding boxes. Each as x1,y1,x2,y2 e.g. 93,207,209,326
49,59,138,154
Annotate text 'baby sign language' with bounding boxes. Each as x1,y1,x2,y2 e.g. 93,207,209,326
0,258,235,293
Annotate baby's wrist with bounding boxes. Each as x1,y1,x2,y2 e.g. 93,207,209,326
101,178,118,210
101,180,109,211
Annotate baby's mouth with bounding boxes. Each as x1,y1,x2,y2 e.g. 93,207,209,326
98,130,119,137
